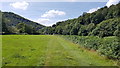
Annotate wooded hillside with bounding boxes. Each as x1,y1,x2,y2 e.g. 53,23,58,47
39,3,120,37
1,11,45,35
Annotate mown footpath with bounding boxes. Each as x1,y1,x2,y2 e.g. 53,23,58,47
2,35,118,66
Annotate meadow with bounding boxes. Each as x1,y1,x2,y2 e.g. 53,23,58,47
0,35,2,67
2,35,117,66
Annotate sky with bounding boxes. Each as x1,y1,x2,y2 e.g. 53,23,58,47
0,0,120,26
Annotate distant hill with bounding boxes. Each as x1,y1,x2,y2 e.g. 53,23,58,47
1,3,120,36
1,11,45,35
39,3,120,37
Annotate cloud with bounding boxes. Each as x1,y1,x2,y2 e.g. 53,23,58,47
36,18,50,24
1,0,108,2
106,0,120,7
41,10,66,18
35,18,67,26
36,18,53,26
87,0,120,13
10,1,29,10
87,7,100,13
35,10,66,26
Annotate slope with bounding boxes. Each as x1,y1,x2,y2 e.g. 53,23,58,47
39,3,120,37
1,11,45,34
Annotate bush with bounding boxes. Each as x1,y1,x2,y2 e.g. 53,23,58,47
98,37,120,59
62,35,120,60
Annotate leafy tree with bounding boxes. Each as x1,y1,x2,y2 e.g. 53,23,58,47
16,23,37,34
2,22,9,34
114,25,120,37
17,23,26,33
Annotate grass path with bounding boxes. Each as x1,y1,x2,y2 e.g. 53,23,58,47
2,35,116,66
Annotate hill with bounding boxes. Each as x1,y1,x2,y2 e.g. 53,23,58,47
1,11,45,35
39,3,120,37
1,3,120,36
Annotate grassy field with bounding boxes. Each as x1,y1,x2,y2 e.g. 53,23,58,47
0,35,2,67
2,35,117,66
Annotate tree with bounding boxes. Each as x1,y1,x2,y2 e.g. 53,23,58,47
17,23,26,33
16,23,37,34
2,22,9,34
114,25,120,37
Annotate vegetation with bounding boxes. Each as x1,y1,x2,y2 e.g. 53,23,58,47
1,2,120,67
1,11,45,35
0,35,2,68
1,3,120,36
2,35,116,66
39,3,120,37
62,35,120,60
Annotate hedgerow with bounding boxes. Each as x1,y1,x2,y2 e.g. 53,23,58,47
62,35,120,60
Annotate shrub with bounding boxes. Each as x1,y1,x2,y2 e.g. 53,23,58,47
62,35,120,60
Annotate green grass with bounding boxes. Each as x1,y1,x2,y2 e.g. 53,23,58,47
2,35,117,66
0,35,2,67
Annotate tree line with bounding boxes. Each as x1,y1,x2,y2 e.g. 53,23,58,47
1,3,120,37
39,3,120,37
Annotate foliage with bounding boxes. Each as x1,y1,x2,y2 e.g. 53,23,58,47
1,12,45,34
40,3,120,37
2,35,115,66
90,18,120,37
1,3,120,36
62,35,120,60
2,22,10,34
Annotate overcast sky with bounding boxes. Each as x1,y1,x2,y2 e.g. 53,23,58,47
1,0,120,26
